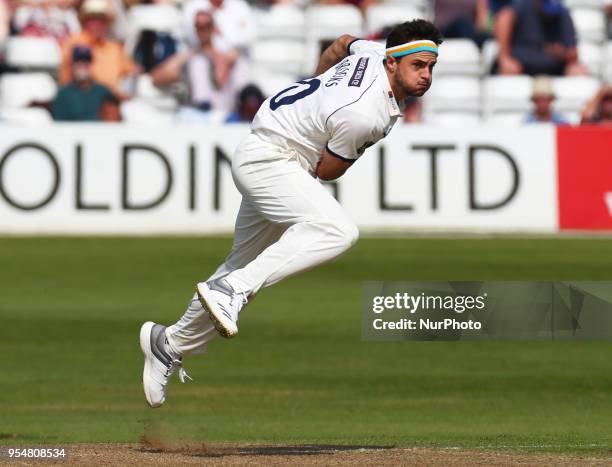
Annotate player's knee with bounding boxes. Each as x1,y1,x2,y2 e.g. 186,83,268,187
333,220,359,250
345,222,360,247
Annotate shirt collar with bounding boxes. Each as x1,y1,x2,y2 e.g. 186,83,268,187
379,59,402,117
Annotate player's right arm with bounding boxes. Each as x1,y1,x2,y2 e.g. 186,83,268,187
314,34,357,76
316,110,374,181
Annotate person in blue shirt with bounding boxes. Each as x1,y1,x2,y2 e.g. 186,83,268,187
495,0,588,76
224,84,265,123
52,46,114,121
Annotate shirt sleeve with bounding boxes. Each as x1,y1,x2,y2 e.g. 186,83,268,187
326,108,375,162
347,39,385,57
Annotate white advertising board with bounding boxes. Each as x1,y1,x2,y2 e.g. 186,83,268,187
0,124,557,234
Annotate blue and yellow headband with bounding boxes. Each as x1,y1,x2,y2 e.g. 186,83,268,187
386,40,438,58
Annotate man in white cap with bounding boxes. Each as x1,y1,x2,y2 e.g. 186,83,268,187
59,0,136,96
525,75,567,124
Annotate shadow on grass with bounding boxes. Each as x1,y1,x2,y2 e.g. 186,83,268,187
138,434,394,458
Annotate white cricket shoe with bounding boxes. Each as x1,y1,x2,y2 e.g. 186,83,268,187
196,278,248,339
139,321,192,408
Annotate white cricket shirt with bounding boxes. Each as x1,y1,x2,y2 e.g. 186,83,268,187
251,40,403,172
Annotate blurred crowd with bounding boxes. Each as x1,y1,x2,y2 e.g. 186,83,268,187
0,0,610,125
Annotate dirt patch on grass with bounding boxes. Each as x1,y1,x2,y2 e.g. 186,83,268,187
2,442,611,466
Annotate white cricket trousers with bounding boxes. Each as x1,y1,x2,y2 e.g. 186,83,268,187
166,131,359,355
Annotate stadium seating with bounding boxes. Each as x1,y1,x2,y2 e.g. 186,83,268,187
434,39,481,77
0,0,606,126
304,4,363,77
480,40,499,75
570,8,606,43
426,111,482,127
254,4,305,40
365,4,421,35
379,0,430,17
483,75,533,121
563,0,606,7
552,76,601,115
5,37,61,71
424,76,481,121
251,67,297,98
605,41,612,83
484,112,528,126
251,39,306,75
0,107,53,125
127,4,181,33
578,41,604,76
0,73,57,108
120,97,177,124
305,4,363,38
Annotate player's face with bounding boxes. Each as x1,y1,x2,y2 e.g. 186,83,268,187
392,51,437,98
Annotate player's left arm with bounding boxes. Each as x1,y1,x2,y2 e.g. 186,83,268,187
316,148,353,181
314,34,357,75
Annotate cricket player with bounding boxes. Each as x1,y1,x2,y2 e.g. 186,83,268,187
140,19,442,407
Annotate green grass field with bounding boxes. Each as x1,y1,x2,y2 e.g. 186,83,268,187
1,236,611,455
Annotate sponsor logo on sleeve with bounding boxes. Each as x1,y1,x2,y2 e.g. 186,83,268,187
349,57,369,87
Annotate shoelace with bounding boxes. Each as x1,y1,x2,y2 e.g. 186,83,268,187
166,358,193,383
230,291,248,313
238,292,248,307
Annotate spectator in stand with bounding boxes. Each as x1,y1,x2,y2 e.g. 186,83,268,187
133,29,178,72
99,93,122,121
52,46,115,121
434,0,491,48
151,10,249,118
182,0,256,52
120,0,178,71
12,0,80,44
59,0,137,97
225,84,265,123
495,0,588,76
524,75,567,124
581,86,612,125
